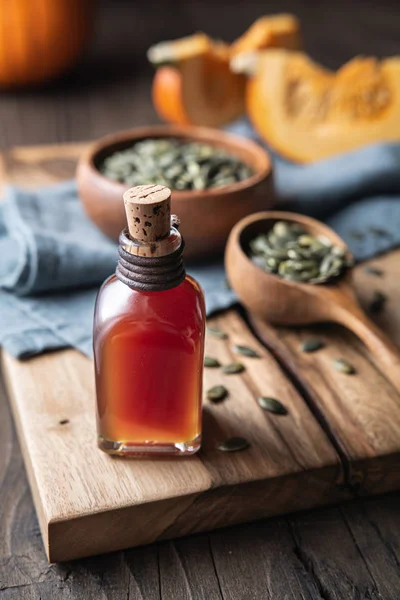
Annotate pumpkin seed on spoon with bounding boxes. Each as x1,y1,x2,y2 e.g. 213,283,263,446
250,220,350,285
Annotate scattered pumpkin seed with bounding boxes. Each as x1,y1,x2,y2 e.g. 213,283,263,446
222,362,245,374
204,356,221,368
207,385,228,403
217,436,250,452
232,345,260,358
258,396,288,415
369,290,387,314
300,338,325,353
364,266,384,277
207,326,228,340
333,358,356,375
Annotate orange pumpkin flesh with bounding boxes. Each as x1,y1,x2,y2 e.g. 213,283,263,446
230,14,302,57
152,67,191,125
149,33,246,127
0,0,95,88
176,50,246,127
246,50,400,162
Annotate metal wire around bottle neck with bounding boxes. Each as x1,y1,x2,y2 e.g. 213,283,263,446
116,229,186,292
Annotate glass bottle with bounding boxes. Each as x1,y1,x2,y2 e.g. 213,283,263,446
93,185,206,456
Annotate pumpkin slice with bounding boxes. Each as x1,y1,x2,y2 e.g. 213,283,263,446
148,33,246,127
245,50,400,162
230,14,302,58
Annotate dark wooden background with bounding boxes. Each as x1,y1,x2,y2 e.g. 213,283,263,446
2,1,400,598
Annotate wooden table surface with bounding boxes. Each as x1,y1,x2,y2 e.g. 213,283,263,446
1,0,400,597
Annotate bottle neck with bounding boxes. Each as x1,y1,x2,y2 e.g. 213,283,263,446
116,227,186,292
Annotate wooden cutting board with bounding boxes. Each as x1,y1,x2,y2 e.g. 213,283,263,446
2,143,400,563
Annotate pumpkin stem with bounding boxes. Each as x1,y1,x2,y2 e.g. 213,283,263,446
147,33,211,67
230,52,259,76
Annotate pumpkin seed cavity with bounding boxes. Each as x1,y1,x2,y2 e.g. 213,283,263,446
249,221,351,285
286,59,392,125
217,436,250,452
258,397,288,415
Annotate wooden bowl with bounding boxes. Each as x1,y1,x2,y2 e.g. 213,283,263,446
77,125,273,260
225,211,352,324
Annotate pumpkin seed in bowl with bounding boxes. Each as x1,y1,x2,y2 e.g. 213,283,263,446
99,138,254,191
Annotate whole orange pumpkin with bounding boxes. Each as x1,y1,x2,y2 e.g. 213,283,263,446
0,0,96,88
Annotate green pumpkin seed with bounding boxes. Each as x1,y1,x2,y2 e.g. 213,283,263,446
278,261,293,276
250,235,270,255
258,396,288,415
364,266,383,277
252,255,268,269
297,234,315,247
333,358,356,375
207,385,228,403
232,345,260,358
204,356,221,368
369,290,387,314
207,326,228,340
300,338,325,353
264,247,290,260
331,246,347,258
287,248,302,260
266,257,279,270
217,436,250,452
319,254,334,275
222,362,245,374
273,221,293,239
294,259,319,271
268,232,283,248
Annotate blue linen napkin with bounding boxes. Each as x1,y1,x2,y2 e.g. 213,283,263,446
2,123,400,359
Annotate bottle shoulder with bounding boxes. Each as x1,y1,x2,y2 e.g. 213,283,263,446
94,273,205,325
184,274,204,297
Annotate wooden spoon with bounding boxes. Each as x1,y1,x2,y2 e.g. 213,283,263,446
225,211,400,390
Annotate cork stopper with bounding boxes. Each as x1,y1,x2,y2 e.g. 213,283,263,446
123,184,171,243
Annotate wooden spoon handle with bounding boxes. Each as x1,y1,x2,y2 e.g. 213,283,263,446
333,303,400,392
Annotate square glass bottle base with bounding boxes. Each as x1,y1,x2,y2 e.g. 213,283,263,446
98,434,201,456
